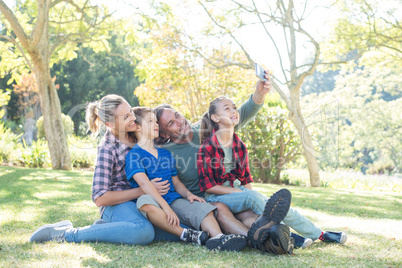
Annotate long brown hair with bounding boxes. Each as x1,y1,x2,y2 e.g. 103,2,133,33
200,96,231,144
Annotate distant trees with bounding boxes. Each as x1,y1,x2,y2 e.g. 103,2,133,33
0,0,114,169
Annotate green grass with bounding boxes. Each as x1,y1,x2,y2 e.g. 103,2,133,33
1,166,401,267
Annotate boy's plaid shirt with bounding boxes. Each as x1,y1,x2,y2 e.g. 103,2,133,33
197,129,253,192
91,130,132,204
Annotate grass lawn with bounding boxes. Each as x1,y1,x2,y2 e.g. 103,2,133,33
0,166,401,267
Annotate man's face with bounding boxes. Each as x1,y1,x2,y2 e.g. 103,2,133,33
158,108,192,141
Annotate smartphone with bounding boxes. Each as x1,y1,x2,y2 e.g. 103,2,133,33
255,63,267,82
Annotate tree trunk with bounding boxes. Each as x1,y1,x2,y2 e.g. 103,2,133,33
288,106,320,187
29,19,71,170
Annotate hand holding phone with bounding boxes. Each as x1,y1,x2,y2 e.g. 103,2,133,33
255,63,268,82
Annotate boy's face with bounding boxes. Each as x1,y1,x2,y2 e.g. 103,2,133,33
211,98,239,128
137,112,159,141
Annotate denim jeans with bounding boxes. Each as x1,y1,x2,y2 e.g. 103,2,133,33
206,187,266,214
64,201,182,244
206,187,322,240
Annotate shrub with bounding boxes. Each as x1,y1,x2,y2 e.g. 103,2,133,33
68,135,97,169
19,139,50,168
0,121,22,163
36,113,74,139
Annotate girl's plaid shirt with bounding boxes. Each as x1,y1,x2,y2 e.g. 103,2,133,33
197,129,253,192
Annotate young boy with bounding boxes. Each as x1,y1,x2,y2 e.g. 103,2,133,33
124,107,247,251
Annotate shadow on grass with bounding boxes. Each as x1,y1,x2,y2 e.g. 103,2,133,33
0,166,97,228
254,184,402,220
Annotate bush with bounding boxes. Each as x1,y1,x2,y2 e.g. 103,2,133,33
0,121,22,163
36,113,74,139
19,139,50,168
68,135,97,169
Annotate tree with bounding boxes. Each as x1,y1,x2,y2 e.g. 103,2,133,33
133,6,255,121
238,94,302,183
197,0,325,186
53,43,140,135
0,0,113,169
321,0,401,70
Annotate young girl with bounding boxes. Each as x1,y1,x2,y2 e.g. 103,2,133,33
124,107,247,251
197,96,315,250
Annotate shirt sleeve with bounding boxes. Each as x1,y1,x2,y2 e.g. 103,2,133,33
197,144,218,192
125,149,145,181
235,94,263,131
91,144,115,202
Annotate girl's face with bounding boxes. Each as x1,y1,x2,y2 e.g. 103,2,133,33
211,98,239,128
110,101,136,134
137,112,159,141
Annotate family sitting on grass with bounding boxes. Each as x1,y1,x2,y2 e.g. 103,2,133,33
29,71,347,255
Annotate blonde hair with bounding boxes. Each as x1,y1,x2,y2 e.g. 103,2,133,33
200,96,231,144
85,94,126,137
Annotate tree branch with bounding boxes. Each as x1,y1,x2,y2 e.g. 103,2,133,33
30,0,51,47
0,0,30,49
0,34,34,71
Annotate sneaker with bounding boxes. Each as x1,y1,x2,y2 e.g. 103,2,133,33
247,189,291,249
29,220,73,243
93,219,106,225
184,229,209,245
206,234,248,252
320,231,347,244
291,232,313,249
257,224,293,255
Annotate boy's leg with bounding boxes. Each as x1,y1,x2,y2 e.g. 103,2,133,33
137,195,183,237
170,199,248,251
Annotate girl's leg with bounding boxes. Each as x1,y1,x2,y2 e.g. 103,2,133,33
206,189,266,215
64,201,154,245
140,204,183,237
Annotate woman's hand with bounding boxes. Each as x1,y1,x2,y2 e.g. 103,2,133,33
151,178,170,196
187,193,206,203
162,207,180,228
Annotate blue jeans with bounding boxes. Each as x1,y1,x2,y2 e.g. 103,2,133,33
206,187,322,240
64,201,182,244
206,187,266,214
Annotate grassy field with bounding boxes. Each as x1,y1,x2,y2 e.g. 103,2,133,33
0,166,401,267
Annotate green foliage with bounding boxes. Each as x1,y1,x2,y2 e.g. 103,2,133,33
36,113,74,139
19,139,50,168
0,121,22,162
68,135,97,169
238,94,302,184
52,42,140,135
0,89,11,118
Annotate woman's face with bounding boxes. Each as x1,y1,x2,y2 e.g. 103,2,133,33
212,98,239,128
112,101,137,133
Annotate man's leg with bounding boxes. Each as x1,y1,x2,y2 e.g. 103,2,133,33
282,207,322,240
210,202,249,236
234,209,259,229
